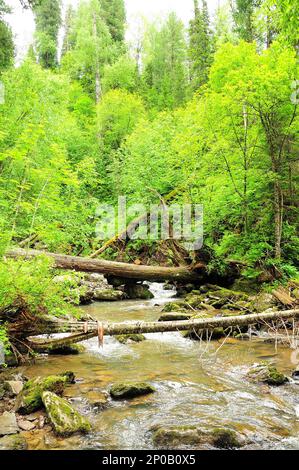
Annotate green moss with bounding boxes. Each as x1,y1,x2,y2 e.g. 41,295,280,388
17,375,68,414
60,371,76,384
48,344,84,355
110,381,155,399
211,428,242,449
162,301,189,313
115,334,146,344
247,363,288,386
42,391,91,436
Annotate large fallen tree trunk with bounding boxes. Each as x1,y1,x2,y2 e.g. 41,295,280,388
26,309,299,351
6,248,203,282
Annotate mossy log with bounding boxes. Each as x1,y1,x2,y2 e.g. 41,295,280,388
6,248,202,282
26,309,299,351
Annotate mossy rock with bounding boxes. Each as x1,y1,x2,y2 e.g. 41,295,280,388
42,391,91,436
208,288,249,308
47,344,85,355
16,375,68,414
249,293,276,313
247,363,288,386
115,334,146,344
152,425,245,449
110,382,155,399
93,289,124,301
124,284,154,300
211,428,243,449
0,434,28,450
60,371,76,384
162,301,189,313
152,425,200,447
184,293,205,309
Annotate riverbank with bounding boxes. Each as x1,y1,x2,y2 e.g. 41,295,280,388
1,284,299,450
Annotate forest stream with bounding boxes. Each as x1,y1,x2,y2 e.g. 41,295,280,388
13,283,299,451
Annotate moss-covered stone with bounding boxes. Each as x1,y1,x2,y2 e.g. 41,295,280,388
110,382,155,399
247,363,288,386
42,391,91,436
152,425,245,449
47,344,85,355
93,289,124,301
124,284,154,300
211,428,243,449
60,371,76,384
162,301,189,313
16,375,68,414
152,425,200,447
249,293,276,313
115,334,146,344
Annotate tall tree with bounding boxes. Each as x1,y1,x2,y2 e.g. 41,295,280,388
188,0,213,90
99,0,126,44
142,13,188,109
0,2,14,70
231,0,261,42
61,4,75,58
62,0,113,103
33,0,61,69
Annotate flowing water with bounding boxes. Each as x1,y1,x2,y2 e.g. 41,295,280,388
19,283,299,450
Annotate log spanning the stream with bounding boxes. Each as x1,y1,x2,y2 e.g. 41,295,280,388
6,248,202,283
27,309,299,351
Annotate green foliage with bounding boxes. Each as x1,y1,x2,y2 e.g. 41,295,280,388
0,1,297,290
102,55,138,93
0,256,80,317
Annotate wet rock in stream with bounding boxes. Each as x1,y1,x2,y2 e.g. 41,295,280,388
247,363,288,386
151,425,246,449
110,382,156,399
47,344,85,356
115,334,146,344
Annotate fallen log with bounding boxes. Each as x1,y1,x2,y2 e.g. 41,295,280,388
26,309,299,351
6,248,203,282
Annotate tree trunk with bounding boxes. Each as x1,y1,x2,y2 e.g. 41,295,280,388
273,174,283,259
6,248,203,282
26,309,299,350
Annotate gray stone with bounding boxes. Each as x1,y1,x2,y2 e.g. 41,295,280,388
17,418,36,431
93,289,124,301
0,434,28,450
5,380,24,396
0,412,19,436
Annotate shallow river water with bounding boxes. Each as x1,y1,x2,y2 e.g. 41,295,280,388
19,283,299,450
